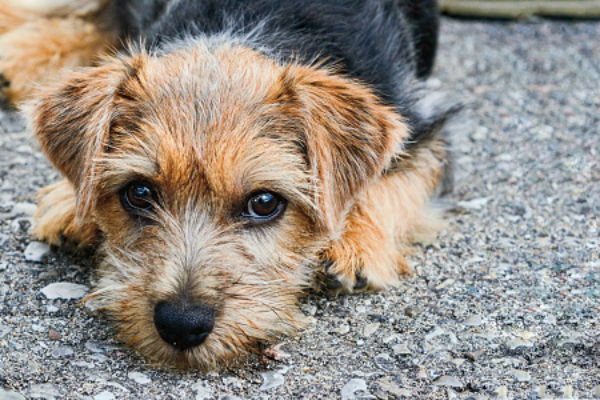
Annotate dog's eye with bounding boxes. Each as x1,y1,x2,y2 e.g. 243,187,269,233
122,182,155,213
243,192,286,222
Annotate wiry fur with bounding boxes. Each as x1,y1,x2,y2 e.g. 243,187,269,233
2,0,458,369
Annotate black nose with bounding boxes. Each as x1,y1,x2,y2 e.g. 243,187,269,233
154,301,215,350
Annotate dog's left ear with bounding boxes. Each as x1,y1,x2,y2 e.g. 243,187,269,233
30,56,140,219
281,66,409,235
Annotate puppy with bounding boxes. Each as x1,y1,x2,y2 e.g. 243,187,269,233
0,0,457,369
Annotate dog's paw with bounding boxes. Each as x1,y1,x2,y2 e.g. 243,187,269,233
320,244,411,294
33,179,98,248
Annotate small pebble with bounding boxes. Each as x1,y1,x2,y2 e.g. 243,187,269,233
510,369,531,382
51,345,74,359
192,381,213,400
392,343,411,355
12,202,37,217
336,324,350,335
259,371,285,391
457,197,489,210
0,389,26,400
496,386,508,400
433,375,463,389
376,377,404,397
463,315,484,326
41,282,89,300
363,322,380,338
24,241,51,263
48,329,61,340
29,384,60,399
341,379,374,400
435,279,455,290
561,385,574,399
93,391,115,400
128,371,151,385
85,342,104,353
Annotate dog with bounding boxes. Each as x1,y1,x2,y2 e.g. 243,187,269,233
0,0,457,369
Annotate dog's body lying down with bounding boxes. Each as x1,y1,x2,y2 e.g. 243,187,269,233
0,0,457,368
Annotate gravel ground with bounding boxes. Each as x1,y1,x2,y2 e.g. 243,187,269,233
1,18,599,400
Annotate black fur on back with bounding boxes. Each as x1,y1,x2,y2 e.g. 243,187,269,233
116,0,447,149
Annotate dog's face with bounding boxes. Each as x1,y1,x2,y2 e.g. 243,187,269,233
32,42,407,368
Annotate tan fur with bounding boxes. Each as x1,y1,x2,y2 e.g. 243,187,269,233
325,139,448,290
0,2,116,104
33,179,99,247
3,1,450,369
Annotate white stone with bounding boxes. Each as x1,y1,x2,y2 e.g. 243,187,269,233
259,371,285,391
510,369,531,382
41,282,89,300
29,384,60,400
192,381,213,400
0,388,26,400
128,371,151,385
12,202,37,217
463,315,484,326
24,241,51,262
341,379,375,400
93,391,115,400
392,343,411,355
363,322,380,338
457,197,489,211
51,345,73,358
433,376,463,389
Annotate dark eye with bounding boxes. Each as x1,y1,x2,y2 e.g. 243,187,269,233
121,182,156,213
242,192,286,222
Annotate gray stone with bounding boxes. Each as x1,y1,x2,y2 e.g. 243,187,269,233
12,202,37,217
363,322,380,338
495,386,509,400
510,369,531,382
85,342,105,353
0,323,10,338
457,197,489,211
376,377,405,397
192,381,213,400
93,391,115,400
341,379,375,400
128,371,151,385
29,384,60,400
336,324,350,335
24,241,51,262
561,385,574,399
392,343,411,355
51,345,74,358
0,233,9,247
41,282,89,300
0,389,26,400
433,375,463,389
259,371,285,391
463,315,484,326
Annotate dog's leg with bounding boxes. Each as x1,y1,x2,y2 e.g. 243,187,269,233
33,179,99,248
0,13,115,104
322,138,448,292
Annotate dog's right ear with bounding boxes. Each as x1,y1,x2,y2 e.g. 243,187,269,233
31,57,137,218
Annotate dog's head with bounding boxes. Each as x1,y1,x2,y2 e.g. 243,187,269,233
32,43,407,368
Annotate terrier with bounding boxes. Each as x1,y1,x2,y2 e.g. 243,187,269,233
0,0,458,369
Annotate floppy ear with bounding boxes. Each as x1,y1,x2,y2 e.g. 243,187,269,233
283,66,409,235
31,58,132,218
